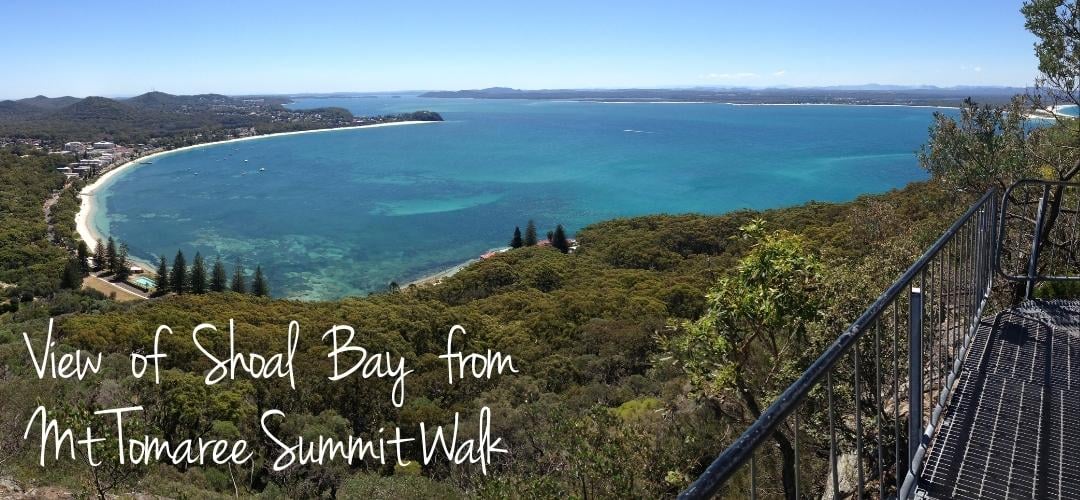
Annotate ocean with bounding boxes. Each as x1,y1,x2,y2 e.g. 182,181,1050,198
90,96,947,300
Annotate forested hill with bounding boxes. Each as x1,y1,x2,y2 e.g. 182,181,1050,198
0,91,361,145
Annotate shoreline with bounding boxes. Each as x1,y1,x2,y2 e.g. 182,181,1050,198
405,260,480,288
70,102,973,295
74,120,439,260
567,100,962,109
405,247,511,288
726,102,960,109
1026,103,1077,120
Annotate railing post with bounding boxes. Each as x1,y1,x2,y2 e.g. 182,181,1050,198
1025,184,1050,299
908,287,924,468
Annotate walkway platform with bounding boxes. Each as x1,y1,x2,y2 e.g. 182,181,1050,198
917,299,1080,499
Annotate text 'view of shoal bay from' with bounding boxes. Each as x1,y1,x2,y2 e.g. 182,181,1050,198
85,96,948,300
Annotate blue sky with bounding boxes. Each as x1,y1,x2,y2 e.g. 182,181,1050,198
1,0,1039,99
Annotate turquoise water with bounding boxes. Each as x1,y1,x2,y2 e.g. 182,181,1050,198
93,97,947,300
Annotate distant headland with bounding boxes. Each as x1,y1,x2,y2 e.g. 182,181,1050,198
0,91,443,149
420,85,1028,107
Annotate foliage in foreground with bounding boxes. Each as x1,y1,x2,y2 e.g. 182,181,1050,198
0,180,964,498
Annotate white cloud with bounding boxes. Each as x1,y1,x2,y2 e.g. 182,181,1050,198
960,64,983,72
773,69,786,76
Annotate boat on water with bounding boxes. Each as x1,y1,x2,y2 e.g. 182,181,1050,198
259,167,266,172
139,161,153,165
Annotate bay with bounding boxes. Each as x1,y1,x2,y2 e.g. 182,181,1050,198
92,96,944,299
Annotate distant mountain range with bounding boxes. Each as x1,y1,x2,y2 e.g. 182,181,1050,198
420,86,1029,106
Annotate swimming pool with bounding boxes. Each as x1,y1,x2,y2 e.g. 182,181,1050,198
132,276,156,289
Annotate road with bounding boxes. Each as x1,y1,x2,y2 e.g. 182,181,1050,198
82,273,148,301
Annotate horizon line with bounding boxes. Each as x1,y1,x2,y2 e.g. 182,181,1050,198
4,83,1037,101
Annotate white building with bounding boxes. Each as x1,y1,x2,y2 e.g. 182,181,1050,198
92,141,115,150
64,141,85,152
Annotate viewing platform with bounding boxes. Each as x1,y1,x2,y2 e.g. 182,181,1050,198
679,180,1080,499
917,299,1080,499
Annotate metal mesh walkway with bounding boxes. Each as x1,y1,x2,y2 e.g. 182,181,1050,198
917,299,1080,499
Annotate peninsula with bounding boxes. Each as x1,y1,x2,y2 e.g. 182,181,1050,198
420,85,1027,107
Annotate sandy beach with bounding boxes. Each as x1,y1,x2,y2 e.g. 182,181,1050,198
1026,103,1078,120
74,120,439,256
405,260,479,287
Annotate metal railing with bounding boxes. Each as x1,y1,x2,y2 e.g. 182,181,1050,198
680,189,1000,499
996,180,1080,298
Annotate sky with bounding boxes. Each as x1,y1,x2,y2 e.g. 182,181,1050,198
0,0,1041,99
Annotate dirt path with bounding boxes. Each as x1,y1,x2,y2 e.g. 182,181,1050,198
42,186,63,244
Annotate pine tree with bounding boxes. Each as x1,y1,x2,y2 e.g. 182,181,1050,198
155,256,169,295
76,241,90,274
170,250,187,294
251,265,269,297
210,257,228,292
105,237,118,275
552,224,571,253
93,238,107,272
190,252,207,294
114,243,131,281
60,258,83,289
510,226,523,248
524,220,538,246
230,260,247,294
546,230,554,243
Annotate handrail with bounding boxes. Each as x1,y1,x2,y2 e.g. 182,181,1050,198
680,188,999,499
995,179,1080,291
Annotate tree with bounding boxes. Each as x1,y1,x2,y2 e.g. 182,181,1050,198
190,252,207,294
1016,0,1080,183
524,220,538,246
1024,0,1080,146
917,2,1080,300
552,224,571,253
230,260,247,293
1019,1,1080,287
105,237,118,275
251,265,269,297
210,256,228,292
510,226,523,248
268,410,351,498
93,238,107,271
170,250,187,294
59,405,147,499
918,97,1033,194
76,241,90,274
60,258,83,289
154,256,169,295
113,243,131,281
662,221,822,500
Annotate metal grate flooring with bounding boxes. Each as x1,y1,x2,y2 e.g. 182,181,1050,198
917,299,1080,499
